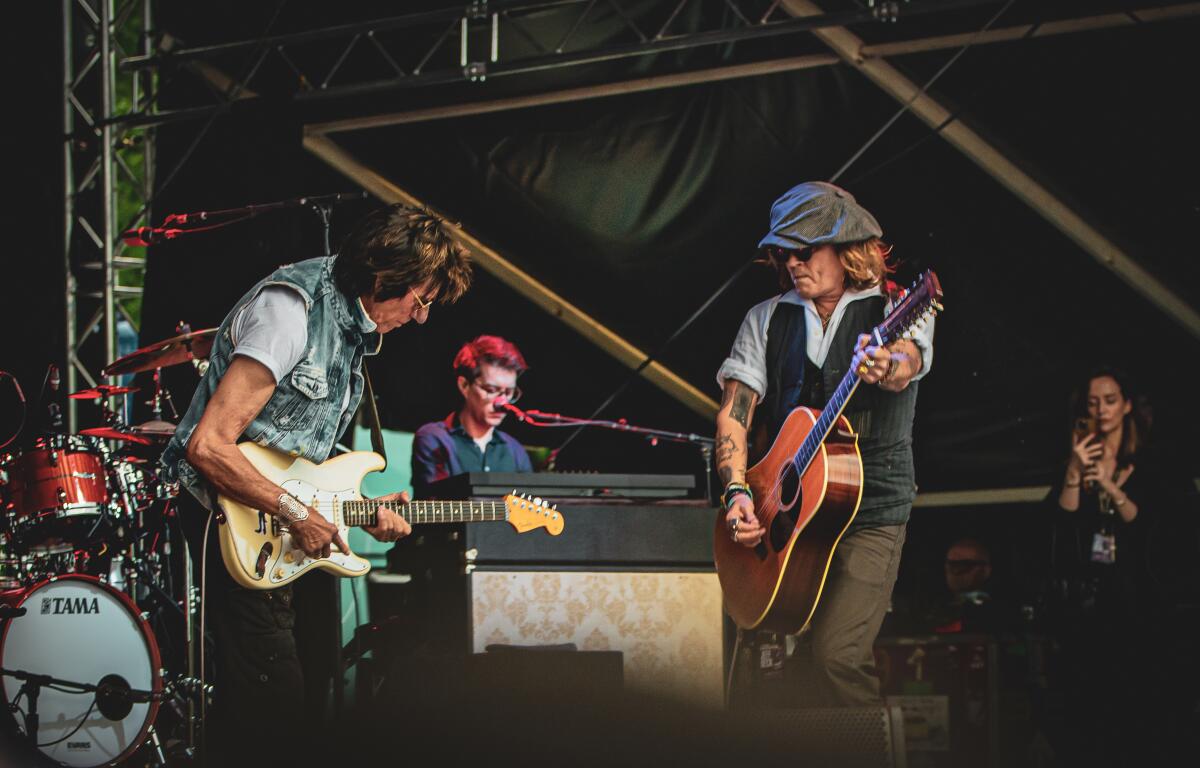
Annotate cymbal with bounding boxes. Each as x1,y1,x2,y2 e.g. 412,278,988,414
68,384,139,400
102,327,217,377
131,419,177,438
80,426,155,446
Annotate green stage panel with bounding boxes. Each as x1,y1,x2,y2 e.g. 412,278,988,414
338,427,414,702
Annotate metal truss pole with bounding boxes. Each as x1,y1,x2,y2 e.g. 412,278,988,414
64,0,155,429
63,0,78,429
101,0,116,382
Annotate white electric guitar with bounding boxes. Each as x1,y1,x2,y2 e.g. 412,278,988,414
216,442,564,590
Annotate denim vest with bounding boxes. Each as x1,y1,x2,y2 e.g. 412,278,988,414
756,296,919,529
160,256,382,504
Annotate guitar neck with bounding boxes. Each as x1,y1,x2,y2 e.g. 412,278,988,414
794,367,863,474
340,499,509,528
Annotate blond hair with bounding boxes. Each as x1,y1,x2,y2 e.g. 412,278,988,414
836,238,894,291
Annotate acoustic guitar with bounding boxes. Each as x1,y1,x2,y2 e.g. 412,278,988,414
217,442,563,589
713,270,942,633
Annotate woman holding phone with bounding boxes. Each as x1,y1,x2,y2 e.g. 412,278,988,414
1055,366,1156,611
1049,366,1165,765
1058,367,1143,528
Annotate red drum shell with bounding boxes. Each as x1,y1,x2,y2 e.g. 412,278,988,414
5,436,109,536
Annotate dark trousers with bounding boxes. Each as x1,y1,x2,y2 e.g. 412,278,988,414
179,492,335,765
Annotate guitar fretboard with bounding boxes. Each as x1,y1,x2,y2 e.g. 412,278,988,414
794,368,863,475
340,500,508,528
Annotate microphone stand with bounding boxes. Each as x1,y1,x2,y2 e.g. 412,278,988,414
509,406,716,505
1,667,160,744
122,191,368,246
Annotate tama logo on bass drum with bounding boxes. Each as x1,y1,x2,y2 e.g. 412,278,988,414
40,596,101,615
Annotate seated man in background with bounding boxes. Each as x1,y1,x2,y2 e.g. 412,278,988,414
411,335,532,499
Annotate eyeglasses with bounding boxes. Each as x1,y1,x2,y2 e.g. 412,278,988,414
764,245,815,263
474,379,522,404
409,286,433,313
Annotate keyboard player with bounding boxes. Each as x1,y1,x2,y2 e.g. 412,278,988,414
410,335,533,499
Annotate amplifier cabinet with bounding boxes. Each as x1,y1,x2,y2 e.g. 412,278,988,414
470,569,725,708
464,500,715,567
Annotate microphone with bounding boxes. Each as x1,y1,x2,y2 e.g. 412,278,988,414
0,605,27,619
121,226,182,247
494,399,525,421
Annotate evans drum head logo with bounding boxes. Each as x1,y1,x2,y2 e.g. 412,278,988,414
40,596,101,615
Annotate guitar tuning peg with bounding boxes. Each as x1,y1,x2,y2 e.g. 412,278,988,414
533,497,543,506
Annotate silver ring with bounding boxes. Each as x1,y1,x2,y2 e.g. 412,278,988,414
731,530,738,542
865,357,876,368
730,517,739,531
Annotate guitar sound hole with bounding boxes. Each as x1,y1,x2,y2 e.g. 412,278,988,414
769,463,802,553
779,462,800,508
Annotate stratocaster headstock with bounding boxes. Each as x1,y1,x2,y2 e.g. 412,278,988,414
504,491,565,535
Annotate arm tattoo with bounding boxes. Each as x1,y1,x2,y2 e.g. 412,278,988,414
718,466,734,486
730,387,754,429
720,382,737,408
715,433,736,464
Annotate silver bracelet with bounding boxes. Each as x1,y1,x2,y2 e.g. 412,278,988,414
277,493,310,523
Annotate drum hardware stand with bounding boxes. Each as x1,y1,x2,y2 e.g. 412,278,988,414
155,672,211,763
145,724,168,766
3,666,48,744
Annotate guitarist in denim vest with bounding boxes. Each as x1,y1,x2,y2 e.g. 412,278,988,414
715,182,934,707
160,204,472,760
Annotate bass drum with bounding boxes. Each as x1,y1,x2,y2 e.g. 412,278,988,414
0,575,161,767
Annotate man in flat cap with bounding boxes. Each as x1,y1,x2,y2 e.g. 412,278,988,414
714,181,935,707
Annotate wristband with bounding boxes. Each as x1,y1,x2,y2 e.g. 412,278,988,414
721,482,753,510
277,493,310,523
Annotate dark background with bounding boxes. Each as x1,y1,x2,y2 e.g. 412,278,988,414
5,0,1200,616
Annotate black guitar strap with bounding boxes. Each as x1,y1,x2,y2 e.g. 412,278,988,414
361,363,387,469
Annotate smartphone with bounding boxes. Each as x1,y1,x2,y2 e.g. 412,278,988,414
1073,416,1097,439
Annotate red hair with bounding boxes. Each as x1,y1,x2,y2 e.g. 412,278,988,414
453,335,527,380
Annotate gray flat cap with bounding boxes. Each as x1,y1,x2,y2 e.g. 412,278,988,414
758,181,882,249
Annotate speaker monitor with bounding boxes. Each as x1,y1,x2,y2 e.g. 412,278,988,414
469,569,726,708
753,706,908,768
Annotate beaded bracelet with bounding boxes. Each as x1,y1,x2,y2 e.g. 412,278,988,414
721,482,753,510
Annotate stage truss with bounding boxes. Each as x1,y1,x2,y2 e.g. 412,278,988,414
71,0,1200,428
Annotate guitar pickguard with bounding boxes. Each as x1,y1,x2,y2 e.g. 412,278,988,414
266,479,369,585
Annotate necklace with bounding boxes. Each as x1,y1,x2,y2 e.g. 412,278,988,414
819,312,832,331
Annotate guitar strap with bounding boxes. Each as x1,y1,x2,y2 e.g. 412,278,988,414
361,363,387,468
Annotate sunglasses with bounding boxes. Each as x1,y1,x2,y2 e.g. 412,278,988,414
764,245,815,263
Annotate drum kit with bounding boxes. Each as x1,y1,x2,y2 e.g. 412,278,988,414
1,327,215,767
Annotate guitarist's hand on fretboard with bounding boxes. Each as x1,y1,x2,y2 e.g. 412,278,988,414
726,496,764,548
364,491,413,543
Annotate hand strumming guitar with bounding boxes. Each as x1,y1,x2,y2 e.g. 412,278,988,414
726,494,764,548
289,509,348,560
